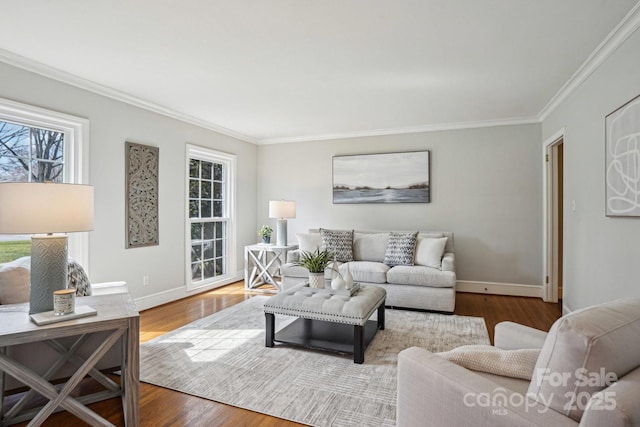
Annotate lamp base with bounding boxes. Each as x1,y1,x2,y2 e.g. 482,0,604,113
276,219,288,246
30,235,68,314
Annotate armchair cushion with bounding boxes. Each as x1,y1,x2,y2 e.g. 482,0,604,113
528,297,640,422
68,259,92,296
0,256,31,304
437,344,540,380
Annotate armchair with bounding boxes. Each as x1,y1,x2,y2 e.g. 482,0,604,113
397,297,640,426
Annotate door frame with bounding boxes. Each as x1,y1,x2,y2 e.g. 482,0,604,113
542,128,564,302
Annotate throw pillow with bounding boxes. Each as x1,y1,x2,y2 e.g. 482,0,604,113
296,233,322,253
68,259,92,296
437,345,541,380
0,256,31,304
319,228,354,262
383,231,418,266
415,236,448,269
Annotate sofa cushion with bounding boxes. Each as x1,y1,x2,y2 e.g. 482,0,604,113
0,256,31,304
387,265,456,288
296,232,322,253
528,297,640,422
320,228,354,262
383,232,418,266
415,236,448,269
340,261,389,284
353,232,388,262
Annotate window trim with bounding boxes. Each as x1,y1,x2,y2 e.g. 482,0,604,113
185,144,236,291
0,98,90,269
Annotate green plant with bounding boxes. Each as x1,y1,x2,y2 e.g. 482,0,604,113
297,249,333,273
257,225,273,238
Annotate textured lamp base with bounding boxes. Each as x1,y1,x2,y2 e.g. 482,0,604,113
276,219,288,246
30,235,68,314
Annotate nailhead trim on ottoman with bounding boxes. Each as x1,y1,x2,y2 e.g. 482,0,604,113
263,284,386,326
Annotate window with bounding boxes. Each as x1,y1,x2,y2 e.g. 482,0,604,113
0,98,89,266
186,145,236,289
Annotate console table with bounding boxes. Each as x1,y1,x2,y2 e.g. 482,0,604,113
244,244,298,293
0,293,139,426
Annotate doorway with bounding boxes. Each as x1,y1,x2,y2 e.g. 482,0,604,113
544,136,564,302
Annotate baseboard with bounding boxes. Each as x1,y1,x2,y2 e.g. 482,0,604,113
456,280,543,298
134,272,243,311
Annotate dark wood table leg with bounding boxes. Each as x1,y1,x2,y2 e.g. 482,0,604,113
353,325,364,364
265,313,275,347
378,300,385,330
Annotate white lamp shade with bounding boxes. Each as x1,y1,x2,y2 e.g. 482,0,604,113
0,182,94,234
269,200,296,219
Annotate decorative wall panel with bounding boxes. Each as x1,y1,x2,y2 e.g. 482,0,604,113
126,141,159,248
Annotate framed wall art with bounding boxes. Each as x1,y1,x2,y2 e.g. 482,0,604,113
125,141,159,247
605,93,640,217
333,151,430,204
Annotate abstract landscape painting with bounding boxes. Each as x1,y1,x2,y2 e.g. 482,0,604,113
333,151,430,203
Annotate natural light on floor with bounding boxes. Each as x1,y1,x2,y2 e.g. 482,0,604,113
155,328,263,362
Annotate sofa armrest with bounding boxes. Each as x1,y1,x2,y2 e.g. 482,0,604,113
580,366,640,427
442,252,455,272
286,249,301,264
397,347,577,427
91,281,129,295
494,321,547,350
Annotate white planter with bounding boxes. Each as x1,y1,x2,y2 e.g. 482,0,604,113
308,272,324,289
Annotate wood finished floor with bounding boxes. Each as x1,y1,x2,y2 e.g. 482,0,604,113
10,282,561,427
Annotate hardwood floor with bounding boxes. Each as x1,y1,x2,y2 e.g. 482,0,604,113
9,282,561,427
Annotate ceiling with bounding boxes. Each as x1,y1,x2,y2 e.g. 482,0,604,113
0,1,639,144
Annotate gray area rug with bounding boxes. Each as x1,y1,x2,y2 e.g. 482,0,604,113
140,296,489,426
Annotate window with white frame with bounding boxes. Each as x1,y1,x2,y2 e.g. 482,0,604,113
0,98,89,266
186,145,235,289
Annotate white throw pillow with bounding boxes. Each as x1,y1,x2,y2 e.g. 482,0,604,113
437,344,540,380
415,236,448,269
296,233,322,253
0,257,31,304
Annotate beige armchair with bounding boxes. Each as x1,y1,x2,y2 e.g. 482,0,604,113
397,297,640,426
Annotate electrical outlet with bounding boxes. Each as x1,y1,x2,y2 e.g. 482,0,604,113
143,275,149,286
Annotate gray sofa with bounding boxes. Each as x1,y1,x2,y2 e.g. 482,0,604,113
397,297,640,426
281,229,456,312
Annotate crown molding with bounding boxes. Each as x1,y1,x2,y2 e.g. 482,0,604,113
0,48,259,144
538,2,640,122
257,116,540,145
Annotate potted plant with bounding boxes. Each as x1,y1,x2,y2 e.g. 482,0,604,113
298,249,333,288
257,225,273,244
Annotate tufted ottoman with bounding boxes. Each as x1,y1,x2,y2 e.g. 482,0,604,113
263,284,386,363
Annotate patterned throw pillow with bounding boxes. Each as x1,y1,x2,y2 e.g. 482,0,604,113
383,232,418,266
319,228,354,262
68,259,92,296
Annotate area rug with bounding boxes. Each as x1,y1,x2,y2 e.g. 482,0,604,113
140,296,489,427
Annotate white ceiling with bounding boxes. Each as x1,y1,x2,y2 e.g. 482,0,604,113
0,1,639,144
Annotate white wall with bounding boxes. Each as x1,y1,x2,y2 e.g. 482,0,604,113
0,62,258,310
542,27,640,311
257,124,543,287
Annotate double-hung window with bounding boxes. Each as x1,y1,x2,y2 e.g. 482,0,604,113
186,145,236,290
0,98,89,265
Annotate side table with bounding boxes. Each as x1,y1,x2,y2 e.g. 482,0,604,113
0,293,139,426
244,244,298,293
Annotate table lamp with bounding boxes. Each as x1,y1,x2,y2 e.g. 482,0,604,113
268,200,296,246
0,182,94,314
